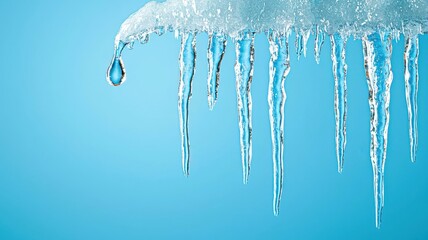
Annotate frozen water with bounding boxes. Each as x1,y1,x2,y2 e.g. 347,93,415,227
234,32,255,184
178,32,196,176
207,33,227,110
268,32,290,216
107,0,428,228
330,33,348,173
363,32,393,229
404,35,419,163
114,0,428,44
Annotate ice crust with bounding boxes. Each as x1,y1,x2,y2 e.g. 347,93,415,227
116,0,428,44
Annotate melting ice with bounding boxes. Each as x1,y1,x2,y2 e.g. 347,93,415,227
106,0,428,228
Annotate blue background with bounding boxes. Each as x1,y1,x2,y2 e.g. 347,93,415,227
1,0,427,239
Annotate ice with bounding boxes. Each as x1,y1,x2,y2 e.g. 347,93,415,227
314,25,325,64
114,0,428,45
363,32,393,229
404,35,419,163
268,31,290,216
106,0,428,228
294,29,310,60
178,32,196,176
234,32,255,184
330,33,348,173
207,33,227,110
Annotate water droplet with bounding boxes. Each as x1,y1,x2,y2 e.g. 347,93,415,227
107,41,127,86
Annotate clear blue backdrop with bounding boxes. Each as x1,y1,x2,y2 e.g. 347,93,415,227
0,0,427,239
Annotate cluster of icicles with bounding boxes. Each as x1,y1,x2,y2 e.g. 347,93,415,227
107,25,421,229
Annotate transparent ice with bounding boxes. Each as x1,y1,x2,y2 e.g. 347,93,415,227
106,0,428,228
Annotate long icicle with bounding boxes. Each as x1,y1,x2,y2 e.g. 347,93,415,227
235,32,255,184
207,33,227,110
268,32,290,216
178,32,197,176
362,32,393,229
330,33,348,173
404,35,419,163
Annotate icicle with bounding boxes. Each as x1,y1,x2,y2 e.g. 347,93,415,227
330,33,348,173
268,32,290,216
234,32,255,184
295,29,310,59
362,32,393,229
314,25,325,64
404,35,419,163
302,29,310,57
207,33,227,110
106,41,127,86
295,30,303,60
178,32,197,176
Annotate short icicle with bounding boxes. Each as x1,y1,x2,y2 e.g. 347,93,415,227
268,32,290,216
207,33,227,110
404,35,419,163
107,41,127,86
295,30,303,60
234,32,255,184
178,32,197,176
330,33,348,173
362,32,393,229
302,30,310,57
314,25,325,64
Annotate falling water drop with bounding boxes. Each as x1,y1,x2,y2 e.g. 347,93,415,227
178,32,197,176
330,33,348,173
404,35,419,163
106,41,127,86
362,32,393,229
207,33,227,110
235,31,255,184
268,32,290,216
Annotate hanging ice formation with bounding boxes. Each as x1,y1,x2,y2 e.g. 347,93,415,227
107,0,427,228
